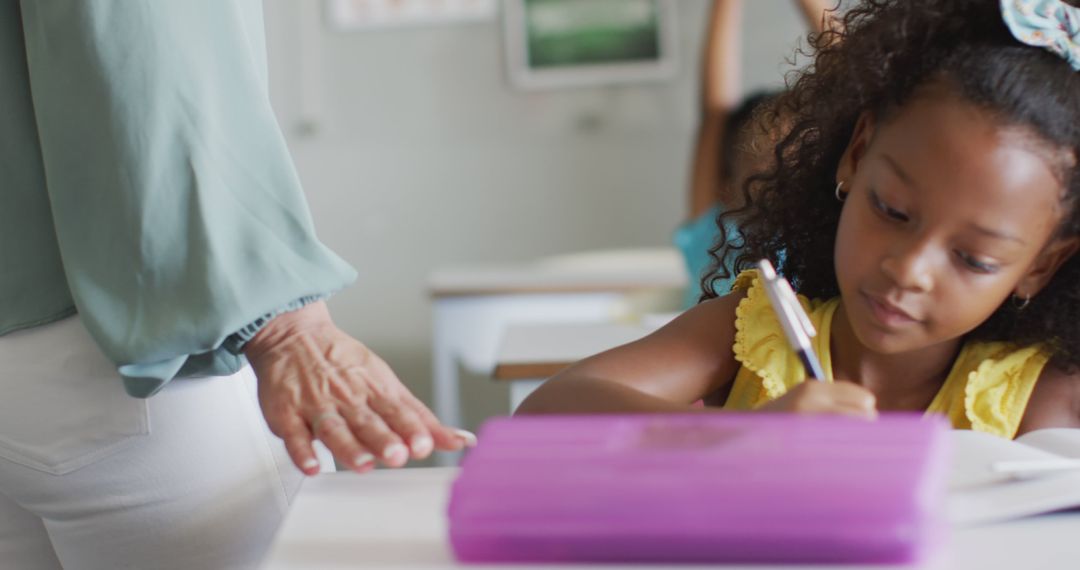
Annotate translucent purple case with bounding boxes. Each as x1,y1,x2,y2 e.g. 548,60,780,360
448,413,950,564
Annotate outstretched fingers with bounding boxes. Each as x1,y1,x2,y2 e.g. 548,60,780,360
267,411,323,476
309,409,377,472
402,390,477,451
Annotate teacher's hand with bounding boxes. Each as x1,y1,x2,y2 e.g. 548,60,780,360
244,301,475,475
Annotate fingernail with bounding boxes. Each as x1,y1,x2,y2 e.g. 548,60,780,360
410,435,434,456
302,458,320,472
453,428,478,447
382,443,409,465
353,452,375,468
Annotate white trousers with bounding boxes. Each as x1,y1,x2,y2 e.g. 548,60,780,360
0,317,306,570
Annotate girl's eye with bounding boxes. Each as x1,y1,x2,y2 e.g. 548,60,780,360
869,190,909,222
955,251,1000,274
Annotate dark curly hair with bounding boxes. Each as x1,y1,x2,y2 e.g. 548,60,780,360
720,89,781,186
701,0,1080,366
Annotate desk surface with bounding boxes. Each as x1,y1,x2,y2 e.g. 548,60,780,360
262,467,1080,570
429,248,686,297
492,321,659,380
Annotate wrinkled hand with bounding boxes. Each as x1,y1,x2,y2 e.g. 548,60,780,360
244,301,475,475
757,380,877,419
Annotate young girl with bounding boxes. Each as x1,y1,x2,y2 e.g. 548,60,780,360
518,0,1080,440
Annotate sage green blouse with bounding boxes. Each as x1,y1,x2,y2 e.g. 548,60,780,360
0,1,357,397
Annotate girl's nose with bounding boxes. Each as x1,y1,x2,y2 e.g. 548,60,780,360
880,238,935,293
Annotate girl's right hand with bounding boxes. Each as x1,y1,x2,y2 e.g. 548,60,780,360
757,380,877,419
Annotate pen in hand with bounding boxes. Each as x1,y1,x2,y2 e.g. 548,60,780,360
991,458,1080,479
757,259,827,381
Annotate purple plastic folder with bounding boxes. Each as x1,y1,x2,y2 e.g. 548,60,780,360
448,413,950,564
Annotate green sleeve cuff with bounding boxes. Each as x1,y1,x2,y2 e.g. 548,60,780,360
222,294,328,355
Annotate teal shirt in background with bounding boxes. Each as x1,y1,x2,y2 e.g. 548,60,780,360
0,1,357,397
673,205,738,308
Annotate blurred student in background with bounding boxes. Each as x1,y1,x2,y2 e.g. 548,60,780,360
677,0,839,307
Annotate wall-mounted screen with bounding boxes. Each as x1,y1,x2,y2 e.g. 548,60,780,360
503,0,678,89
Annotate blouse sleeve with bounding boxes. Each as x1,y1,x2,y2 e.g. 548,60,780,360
961,343,1050,439
730,269,816,401
17,0,357,397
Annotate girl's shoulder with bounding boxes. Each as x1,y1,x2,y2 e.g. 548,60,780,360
648,274,749,360
1016,361,1080,435
634,282,749,401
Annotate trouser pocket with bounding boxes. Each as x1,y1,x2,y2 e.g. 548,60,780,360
0,317,150,475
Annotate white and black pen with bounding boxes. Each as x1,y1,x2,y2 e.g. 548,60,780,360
757,259,827,381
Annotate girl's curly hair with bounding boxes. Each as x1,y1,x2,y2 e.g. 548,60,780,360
701,0,1080,365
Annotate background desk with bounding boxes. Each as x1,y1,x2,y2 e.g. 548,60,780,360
493,321,661,412
428,248,685,464
261,467,1080,570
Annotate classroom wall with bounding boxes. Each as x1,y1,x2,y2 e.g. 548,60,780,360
260,0,810,433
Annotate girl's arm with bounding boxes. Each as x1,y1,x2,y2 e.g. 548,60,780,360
688,0,743,219
794,0,841,35
516,292,747,414
516,289,879,418
1015,365,1080,435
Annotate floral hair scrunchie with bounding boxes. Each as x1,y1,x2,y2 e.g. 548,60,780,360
1001,0,1080,70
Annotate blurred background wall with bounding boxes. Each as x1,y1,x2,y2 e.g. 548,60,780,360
261,0,811,432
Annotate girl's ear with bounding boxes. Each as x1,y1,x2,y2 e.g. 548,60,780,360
1015,236,1080,300
836,112,877,185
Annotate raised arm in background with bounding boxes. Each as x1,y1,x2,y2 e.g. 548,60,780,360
687,0,840,220
687,0,743,219
795,0,841,36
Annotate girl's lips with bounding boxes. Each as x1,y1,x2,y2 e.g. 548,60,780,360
862,292,919,328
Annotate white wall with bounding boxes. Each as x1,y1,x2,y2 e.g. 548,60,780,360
261,0,810,431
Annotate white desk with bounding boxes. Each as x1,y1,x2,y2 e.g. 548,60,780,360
428,248,685,464
492,321,662,412
261,467,1080,570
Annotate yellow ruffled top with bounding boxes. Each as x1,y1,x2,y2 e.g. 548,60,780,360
723,270,1050,439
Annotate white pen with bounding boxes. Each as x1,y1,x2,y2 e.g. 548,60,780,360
757,259,827,381
991,458,1080,478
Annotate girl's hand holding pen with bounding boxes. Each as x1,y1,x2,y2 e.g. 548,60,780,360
757,380,878,419
754,259,876,418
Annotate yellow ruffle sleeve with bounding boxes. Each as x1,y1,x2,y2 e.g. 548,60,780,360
930,342,1049,439
724,270,840,409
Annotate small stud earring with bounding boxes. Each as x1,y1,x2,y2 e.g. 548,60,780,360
1012,294,1031,310
835,181,847,202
